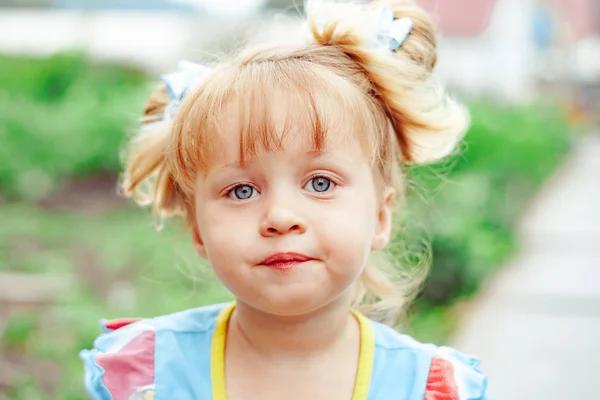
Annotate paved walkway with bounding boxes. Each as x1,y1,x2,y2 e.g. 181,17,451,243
451,134,600,399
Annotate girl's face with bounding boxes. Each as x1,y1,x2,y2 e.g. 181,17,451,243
191,99,393,317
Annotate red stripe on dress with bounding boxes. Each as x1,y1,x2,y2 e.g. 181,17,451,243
425,356,460,400
105,318,142,331
96,331,155,400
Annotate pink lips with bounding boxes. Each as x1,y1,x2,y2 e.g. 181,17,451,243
258,252,315,270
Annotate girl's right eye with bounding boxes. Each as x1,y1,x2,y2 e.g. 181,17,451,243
227,184,258,200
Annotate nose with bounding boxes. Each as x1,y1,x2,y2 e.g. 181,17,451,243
259,207,307,237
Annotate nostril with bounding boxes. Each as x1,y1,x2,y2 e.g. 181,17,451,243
262,222,304,236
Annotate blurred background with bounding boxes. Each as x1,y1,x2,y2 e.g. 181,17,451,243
0,0,599,399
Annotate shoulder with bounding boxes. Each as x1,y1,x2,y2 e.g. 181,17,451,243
79,302,231,400
369,321,491,399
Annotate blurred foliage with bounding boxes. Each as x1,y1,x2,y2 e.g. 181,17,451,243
408,101,569,305
0,53,150,201
0,53,570,398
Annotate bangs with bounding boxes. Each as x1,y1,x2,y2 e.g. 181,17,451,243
170,54,382,191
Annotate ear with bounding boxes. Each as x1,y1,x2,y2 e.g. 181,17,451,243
371,187,395,252
191,225,208,259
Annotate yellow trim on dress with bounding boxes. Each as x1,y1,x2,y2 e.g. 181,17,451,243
210,303,375,400
211,302,235,400
350,309,375,400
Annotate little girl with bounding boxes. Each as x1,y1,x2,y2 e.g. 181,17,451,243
80,1,491,399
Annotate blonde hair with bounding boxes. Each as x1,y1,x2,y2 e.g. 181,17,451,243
121,0,469,326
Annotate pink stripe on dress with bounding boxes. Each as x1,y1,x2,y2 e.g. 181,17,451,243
96,331,156,400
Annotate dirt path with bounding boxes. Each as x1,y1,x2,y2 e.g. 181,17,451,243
451,134,600,399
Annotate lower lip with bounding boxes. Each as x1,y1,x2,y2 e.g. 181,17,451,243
262,260,310,270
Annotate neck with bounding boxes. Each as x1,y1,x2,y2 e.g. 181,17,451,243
229,295,357,358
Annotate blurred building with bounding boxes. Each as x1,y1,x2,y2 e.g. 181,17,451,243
419,0,599,100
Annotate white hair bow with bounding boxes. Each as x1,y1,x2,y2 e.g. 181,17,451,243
160,60,211,121
375,6,413,51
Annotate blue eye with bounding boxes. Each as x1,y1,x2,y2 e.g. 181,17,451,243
304,176,334,193
228,184,257,200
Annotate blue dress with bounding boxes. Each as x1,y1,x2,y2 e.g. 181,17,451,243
80,302,491,400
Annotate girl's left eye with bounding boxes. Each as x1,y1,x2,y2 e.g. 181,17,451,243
304,176,335,193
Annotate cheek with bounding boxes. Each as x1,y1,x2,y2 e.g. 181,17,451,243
196,202,256,266
316,191,377,269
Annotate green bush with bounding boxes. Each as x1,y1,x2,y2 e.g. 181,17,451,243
0,53,570,398
0,53,151,201
407,102,569,312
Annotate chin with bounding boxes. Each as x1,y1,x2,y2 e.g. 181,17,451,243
249,287,347,317
241,292,326,316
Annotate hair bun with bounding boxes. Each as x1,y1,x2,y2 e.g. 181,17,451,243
305,0,468,164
